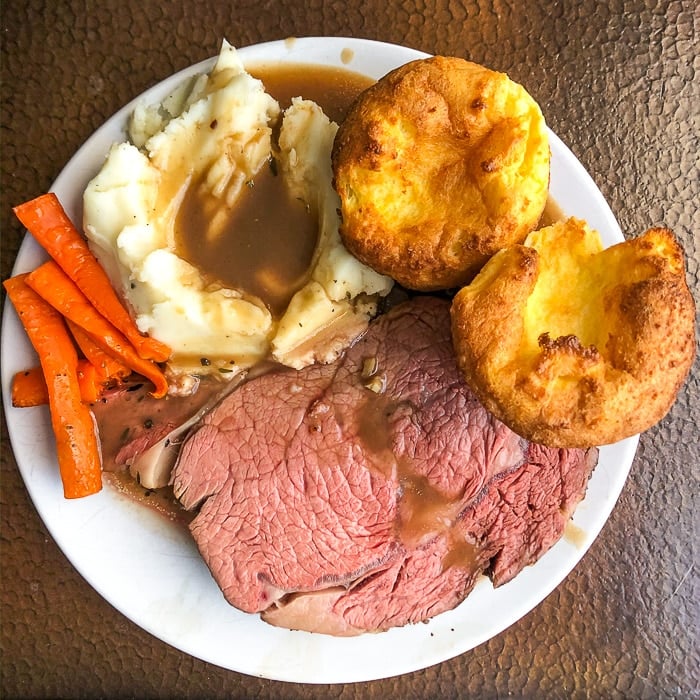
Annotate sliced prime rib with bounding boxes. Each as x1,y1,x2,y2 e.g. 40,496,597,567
171,297,598,635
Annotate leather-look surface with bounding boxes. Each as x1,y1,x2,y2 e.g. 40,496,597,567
1,2,698,697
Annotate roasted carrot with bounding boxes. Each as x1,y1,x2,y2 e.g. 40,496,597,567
25,261,169,398
3,274,102,498
11,367,50,407
76,360,101,404
12,360,107,407
67,319,131,380
13,192,171,363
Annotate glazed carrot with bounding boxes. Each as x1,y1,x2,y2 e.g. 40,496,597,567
25,261,169,399
11,367,50,407
12,360,106,407
76,360,101,404
67,319,131,380
3,274,102,498
13,193,171,363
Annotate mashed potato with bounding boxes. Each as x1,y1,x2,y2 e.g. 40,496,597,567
271,98,394,367
83,41,392,378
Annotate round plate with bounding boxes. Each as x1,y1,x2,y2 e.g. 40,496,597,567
1,37,638,683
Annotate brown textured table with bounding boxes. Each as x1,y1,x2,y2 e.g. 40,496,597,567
1,2,698,698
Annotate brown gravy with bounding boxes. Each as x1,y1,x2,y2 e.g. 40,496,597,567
174,63,373,317
539,195,566,228
248,63,374,124
175,166,318,317
92,378,224,473
105,470,194,527
356,386,479,571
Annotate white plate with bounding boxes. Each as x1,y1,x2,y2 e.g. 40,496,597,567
1,37,638,683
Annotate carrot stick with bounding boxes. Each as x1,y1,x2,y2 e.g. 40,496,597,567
67,319,131,380
13,192,171,363
12,360,107,407
3,274,102,498
76,360,101,404
11,367,50,407
25,261,169,399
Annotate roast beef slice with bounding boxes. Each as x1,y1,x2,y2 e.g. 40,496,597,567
172,298,597,634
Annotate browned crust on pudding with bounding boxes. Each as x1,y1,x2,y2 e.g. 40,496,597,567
332,56,551,290
450,218,696,447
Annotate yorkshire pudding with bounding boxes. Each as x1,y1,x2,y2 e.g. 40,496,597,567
450,218,696,447
332,56,550,290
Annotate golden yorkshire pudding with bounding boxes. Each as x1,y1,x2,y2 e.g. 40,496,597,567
332,56,551,290
450,218,696,447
